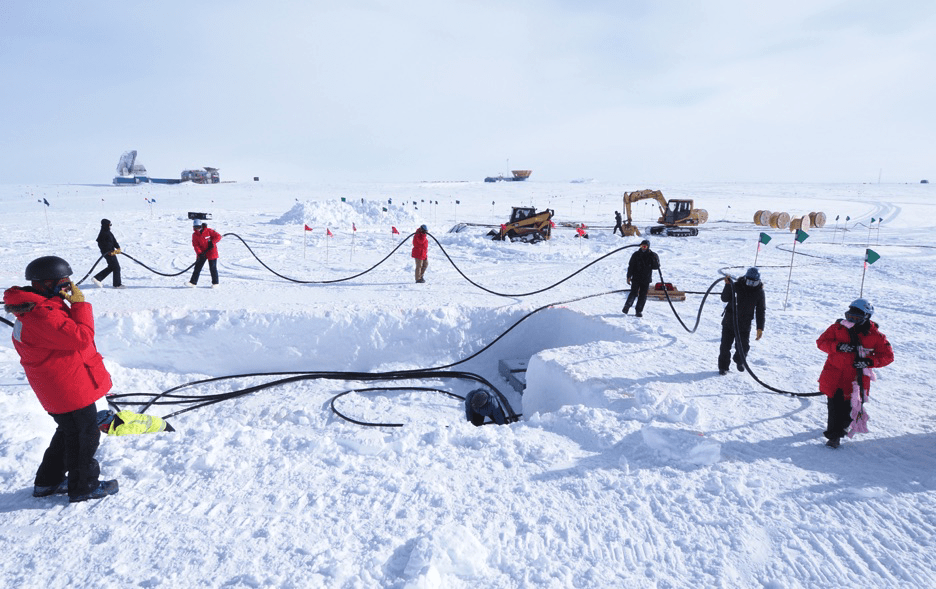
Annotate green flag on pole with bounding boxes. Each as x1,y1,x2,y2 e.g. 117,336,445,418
795,229,809,243
870,217,875,223
759,232,771,245
865,249,881,264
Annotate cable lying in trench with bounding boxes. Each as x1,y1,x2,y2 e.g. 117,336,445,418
22,235,822,424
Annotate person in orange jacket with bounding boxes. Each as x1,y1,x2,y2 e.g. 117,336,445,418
412,224,429,283
816,298,894,448
187,219,223,287
3,256,119,502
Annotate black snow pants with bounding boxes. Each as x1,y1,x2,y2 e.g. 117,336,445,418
191,257,219,285
34,402,102,499
93,255,122,287
824,389,852,441
718,316,752,372
623,280,650,314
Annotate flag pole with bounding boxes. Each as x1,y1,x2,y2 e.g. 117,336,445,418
860,259,868,297
784,236,798,311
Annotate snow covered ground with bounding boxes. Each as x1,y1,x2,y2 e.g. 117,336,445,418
1,179,934,588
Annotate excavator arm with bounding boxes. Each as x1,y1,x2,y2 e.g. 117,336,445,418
622,190,667,236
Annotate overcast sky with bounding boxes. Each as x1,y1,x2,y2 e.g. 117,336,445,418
1,0,934,185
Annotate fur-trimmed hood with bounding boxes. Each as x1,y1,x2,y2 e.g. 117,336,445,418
3,286,46,316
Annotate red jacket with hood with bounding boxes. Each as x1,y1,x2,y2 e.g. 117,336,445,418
3,287,112,414
193,227,222,260
411,230,428,260
816,319,893,399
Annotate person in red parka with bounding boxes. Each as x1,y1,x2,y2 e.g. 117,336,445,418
3,256,119,502
816,298,894,448
412,224,429,283
187,219,223,288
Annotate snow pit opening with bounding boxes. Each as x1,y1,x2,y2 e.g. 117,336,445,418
97,305,636,383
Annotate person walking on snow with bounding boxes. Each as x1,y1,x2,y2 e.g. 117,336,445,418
816,298,893,448
622,239,660,317
412,224,429,283
718,267,766,375
92,218,124,289
2,255,119,502
613,211,623,236
187,220,222,287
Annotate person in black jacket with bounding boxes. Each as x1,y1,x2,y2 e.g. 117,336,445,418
718,267,766,375
622,239,660,317
613,211,623,236
464,389,507,426
92,219,124,289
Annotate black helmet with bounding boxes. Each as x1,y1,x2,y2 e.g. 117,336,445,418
25,256,73,281
101,218,111,226
640,239,650,247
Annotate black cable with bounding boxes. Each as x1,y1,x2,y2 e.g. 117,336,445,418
119,252,195,277
429,234,638,297
108,369,520,425
221,232,413,284
653,271,724,334
725,279,822,397
74,254,106,286
329,387,465,428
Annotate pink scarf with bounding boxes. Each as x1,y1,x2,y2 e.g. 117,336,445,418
841,319,875,438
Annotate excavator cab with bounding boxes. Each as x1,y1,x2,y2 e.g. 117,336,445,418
662,200,693,225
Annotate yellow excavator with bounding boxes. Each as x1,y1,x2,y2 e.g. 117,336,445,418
621,189,708,237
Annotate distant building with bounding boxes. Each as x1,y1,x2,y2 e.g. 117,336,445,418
182,167,220,184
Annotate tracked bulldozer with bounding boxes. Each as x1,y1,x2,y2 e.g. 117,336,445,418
621,189,708,237
488,206,554,242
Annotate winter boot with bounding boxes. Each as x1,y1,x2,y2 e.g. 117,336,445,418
69,479,119,503
33,478,69,497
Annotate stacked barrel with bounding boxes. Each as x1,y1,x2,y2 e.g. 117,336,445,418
754,210,826,232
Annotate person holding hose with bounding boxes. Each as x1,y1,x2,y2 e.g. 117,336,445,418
187,220,223,288
718,267,766,375
622,239,659,317
412,224,429,283
91,218,124,289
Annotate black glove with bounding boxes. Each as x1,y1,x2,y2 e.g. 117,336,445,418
854,358,873,368
837,343,855,353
